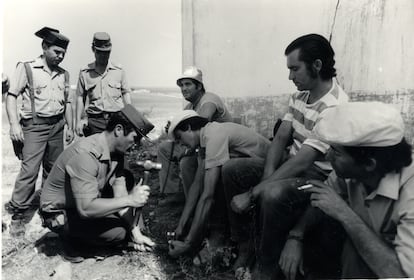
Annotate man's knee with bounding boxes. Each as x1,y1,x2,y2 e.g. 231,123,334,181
101,227,128,244
260,180,298,206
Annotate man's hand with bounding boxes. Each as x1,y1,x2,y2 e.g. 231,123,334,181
129,179,150,208
130,226,155,252
9,123,24,142
279,239,305,280
305,180,350,221
65,129,74,144
75,119,87,137
168,240,192,258
174,225,184,240
231,192,252,214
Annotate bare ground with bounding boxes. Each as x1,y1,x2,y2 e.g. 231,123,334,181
1,95,238,280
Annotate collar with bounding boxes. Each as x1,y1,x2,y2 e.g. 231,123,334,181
88,61,117,71
365,158,414,201
32,56,65,74
366,172,400,201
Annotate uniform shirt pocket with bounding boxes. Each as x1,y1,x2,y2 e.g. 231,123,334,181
107,81,122,99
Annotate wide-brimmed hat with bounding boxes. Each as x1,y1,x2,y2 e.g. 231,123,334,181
313,102,404,147
92,32,112,51
35,27,69,49
176,66,203,86
168,110,207,140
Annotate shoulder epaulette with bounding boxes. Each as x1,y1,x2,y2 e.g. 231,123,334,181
89,147,103,160
81,62,95,71
111,62,123,69
16,60,34,68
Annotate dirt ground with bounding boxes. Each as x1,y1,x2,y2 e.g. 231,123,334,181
1,95,239,280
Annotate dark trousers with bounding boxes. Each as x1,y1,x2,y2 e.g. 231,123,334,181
221,157,265,242
10,119,65,212
255,169,345,280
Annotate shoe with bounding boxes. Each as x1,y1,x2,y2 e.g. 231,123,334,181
9,218,26,237
60,236,85,263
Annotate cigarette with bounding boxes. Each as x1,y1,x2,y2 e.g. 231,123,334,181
297,184,313,190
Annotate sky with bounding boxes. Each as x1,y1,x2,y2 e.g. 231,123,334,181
1,0,182,88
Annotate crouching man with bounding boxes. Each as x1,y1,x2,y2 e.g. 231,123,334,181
40,104,155,261
275,102,414,279
167,110,270,260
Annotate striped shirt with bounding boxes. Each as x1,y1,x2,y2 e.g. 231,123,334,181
283,80,348,172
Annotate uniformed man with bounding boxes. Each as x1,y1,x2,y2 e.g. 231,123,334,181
40,104,155,261
5,27,73,235
75,32,131,137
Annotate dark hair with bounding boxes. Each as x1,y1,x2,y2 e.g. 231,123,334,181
174,117,208,138
106,111,136,136
193,80,205,92
344,138,413,176
285,34,336,80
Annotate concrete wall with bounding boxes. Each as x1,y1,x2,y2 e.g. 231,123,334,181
182,0,414,143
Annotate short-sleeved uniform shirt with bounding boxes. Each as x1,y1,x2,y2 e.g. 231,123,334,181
76,61,130,114
199,122,270,169
326,159,414,277
184,91,233,123
8,56,70,119
283,81,348,173
40,132,120,211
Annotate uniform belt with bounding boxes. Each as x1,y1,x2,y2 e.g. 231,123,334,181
87,111,118,120
21,114,63,126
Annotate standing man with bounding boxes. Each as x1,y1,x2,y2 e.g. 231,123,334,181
228,34,349,274
5,27,73,234
300,102,414,278
75,32,131,137
167,110,270,258
40,105,155,261
157,66,232,202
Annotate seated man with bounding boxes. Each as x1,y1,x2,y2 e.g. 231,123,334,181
228,34,348,274
167,110,270,259
40,104,155,260
157,66,232,202
287,102,413,279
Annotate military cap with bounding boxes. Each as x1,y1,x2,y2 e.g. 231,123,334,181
313,102,405,147
92,32,112,51
35,27,69,49
120,104,154,137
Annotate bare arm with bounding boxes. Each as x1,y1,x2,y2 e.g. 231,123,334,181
6,94,24,142
175,159,205,237
308,180,407,278
122,92,132,105
74,183,149,219
184,166,221,246
262,120,293,180
252,145,322,199
75,95,85,136
197,102,217,122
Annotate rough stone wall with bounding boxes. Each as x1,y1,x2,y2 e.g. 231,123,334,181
225,91,414,145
